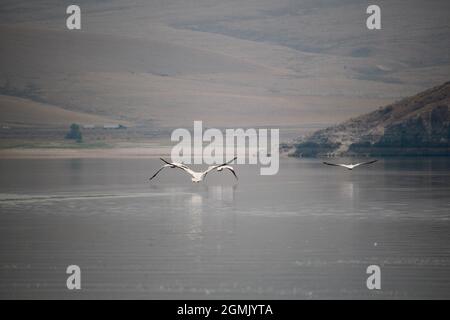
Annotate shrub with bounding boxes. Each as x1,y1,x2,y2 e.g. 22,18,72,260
65,123,83,142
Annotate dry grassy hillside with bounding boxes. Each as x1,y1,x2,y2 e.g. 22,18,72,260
295,81,450,156
0,0,449,134
0,94,121,127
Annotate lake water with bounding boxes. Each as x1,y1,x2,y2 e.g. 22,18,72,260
0,157,449,299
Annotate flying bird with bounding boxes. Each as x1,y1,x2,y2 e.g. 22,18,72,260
149,157,238,183
323,159,378,170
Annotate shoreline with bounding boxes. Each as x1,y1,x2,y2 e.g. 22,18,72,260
0,147,172,159
2,147,450,159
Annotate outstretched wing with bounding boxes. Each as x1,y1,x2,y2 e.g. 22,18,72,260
159,157,172,165
221,165,238,180
150,159,196,181
355,159,378,167
221,156,237,167
202,157,238,179
160,158,192,170
323,161,341,167
203,157,237,175
149,165,170,181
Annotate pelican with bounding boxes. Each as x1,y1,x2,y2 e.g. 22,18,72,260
323,159,377,170
149,157,238,183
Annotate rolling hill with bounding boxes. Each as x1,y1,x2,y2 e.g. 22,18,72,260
1,0,449,132
294,81,450,156
0,94,121,127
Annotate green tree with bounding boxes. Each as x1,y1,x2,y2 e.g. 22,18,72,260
65,123,83,143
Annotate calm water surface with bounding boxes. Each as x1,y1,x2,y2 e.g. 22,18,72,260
0,157,449,299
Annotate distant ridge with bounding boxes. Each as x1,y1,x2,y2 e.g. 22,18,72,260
294,81,450,157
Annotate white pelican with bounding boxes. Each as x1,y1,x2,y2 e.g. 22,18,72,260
323,159,377,170
149,157,238,183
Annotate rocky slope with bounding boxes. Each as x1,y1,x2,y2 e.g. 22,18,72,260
294,81,450,157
